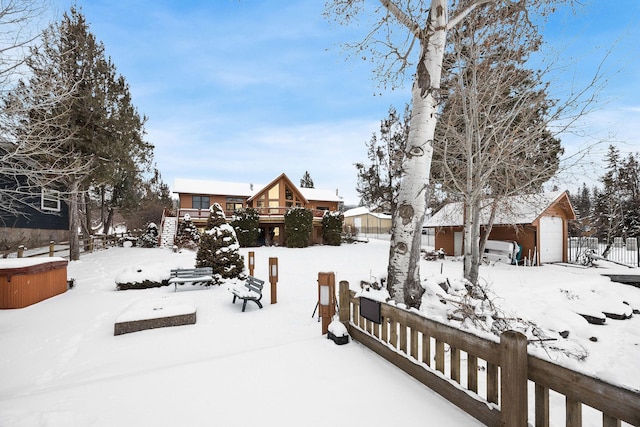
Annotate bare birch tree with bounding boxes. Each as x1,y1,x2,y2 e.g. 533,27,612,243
326,0,573,306
433,1,564,284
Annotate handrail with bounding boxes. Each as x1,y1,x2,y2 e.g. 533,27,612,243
177,206,328,220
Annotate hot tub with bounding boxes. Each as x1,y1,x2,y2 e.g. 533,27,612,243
0,257,68,309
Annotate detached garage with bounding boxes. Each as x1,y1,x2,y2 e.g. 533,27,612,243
425,191,576,265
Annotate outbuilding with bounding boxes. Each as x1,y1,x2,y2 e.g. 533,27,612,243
343,207,392,236
424,191,576,265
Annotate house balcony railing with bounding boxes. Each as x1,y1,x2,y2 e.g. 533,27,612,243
177,207,328,222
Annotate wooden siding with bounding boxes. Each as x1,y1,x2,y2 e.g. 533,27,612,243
435,225,539,264
0,260,68,309
429,192,575,264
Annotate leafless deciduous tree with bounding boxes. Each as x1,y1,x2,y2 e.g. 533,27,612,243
326,0,574,307
0,0,47,93
1,0,93,225
433,1,563,284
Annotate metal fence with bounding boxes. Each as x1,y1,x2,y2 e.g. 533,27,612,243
568,236,640,267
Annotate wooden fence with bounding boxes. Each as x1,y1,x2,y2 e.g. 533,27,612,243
338,281,640,427
12,236,108,259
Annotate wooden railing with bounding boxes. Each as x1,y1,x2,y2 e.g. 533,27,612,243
338,281,640,427
11,236,108,259
177,206,328,221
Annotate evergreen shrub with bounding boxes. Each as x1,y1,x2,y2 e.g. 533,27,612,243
230,208,260,247
175,214,200,249
138,222,159,248
195,203,245,285
322,211,344,246
284,207,313,248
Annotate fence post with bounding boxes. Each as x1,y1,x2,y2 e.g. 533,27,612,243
339,281,350,326
500,330,528,427
17,245,25,258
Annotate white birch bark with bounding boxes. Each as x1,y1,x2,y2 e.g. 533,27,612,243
387,0,448,307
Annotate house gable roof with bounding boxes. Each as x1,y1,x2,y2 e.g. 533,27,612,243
246,173,308,205
425,191,575,228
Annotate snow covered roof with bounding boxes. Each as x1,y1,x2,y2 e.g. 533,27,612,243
299,187,342,203
173,178,258,197
425,191,574,227
173,176,342,203
344,206,392,219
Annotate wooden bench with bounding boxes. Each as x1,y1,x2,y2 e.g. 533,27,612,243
169,267,214,291
230,276,264,312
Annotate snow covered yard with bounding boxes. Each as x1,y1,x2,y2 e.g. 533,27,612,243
1,240,639,426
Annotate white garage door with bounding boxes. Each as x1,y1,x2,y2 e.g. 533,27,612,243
539,216,563,263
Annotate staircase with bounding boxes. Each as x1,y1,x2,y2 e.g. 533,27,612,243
160,215,178,248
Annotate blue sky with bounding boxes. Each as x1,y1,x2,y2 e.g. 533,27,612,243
47,1,640,205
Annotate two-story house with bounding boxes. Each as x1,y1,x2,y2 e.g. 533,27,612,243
172,173,343,246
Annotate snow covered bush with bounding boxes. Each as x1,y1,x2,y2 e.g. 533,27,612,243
230,208,260,247
284,207,313,248
321,210,343,246
195,203,245,285
175,214,201,250
138,222,159,248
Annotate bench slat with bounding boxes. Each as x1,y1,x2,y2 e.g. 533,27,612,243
170,267,215,291
230,275,264,312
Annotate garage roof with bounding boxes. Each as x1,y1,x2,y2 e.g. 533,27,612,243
425,191,575,227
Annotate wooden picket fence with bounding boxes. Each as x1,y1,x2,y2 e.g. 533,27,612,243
338,281,640,427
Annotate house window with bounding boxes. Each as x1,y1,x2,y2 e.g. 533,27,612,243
41,188,61,212
226,197,244,213
192,195,210,210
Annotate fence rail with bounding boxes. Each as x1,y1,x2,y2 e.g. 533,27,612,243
8,236,109,260
339,281,640,427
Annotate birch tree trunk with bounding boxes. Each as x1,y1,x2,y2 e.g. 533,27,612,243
387,0,448,307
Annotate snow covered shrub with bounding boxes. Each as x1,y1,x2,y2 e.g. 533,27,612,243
284,207,313,248
138,222,159,248
230,208,260,247
175,214,200,250
321,211,343,246
195,203,245,285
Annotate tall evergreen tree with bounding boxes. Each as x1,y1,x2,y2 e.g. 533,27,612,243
195,203,245,285
569,183,594,237
8,7,155,258
300,171,314,188
355,105,409,213
594,145,625,253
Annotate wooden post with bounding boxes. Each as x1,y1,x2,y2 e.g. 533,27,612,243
500,330,528,427
566,398,582,427
317,272,335,334
268,257,278,304
248,251,255,276
339,280,350,325
535,384,550,427
17,245,24,258
49,241,55,257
